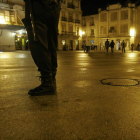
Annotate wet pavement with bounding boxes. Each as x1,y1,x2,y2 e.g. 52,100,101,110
1,50,140,140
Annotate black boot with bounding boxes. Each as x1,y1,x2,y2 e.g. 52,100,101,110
52,72,56,83
28,74,55,96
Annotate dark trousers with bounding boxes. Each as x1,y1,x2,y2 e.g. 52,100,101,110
106,46,109,52
25,1,60,75
111,47,114,52
122,47,125,53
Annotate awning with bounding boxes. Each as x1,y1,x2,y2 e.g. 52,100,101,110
0,24,25,30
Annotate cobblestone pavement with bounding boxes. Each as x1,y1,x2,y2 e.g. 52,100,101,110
1,50,140,140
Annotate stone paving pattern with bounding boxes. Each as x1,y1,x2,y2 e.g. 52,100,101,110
1,50,140,140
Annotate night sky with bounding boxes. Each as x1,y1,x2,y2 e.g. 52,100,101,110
81,0,140,16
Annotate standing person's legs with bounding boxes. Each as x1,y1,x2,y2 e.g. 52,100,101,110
111,47,113,52
28,2,58,96
47,4,60,83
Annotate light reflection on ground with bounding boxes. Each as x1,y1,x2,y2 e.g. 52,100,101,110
74,80,91,87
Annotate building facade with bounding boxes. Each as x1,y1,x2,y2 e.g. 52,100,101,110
58,0,82,50
2,1,140,51
0,0,82,51
0,0,26,51
82,2,140,51
82,14,99,49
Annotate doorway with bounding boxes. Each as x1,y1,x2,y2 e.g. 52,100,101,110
69,40,73,50
116,40,121,50
75,40,79,50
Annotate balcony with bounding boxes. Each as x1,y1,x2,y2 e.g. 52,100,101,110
61,31,78,36
68,32,76,36
61,31,68,35
90,23,95,26
68,18,74,23
67,2,75,9
89,34,95,37
61,17,67,21
82,24,86,26
75,19,80,24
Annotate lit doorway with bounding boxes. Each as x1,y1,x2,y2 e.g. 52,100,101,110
69,40,73,50
116,40,121,50
91,40,94,50
15,35,28,50
75,40,79,50
125,40,130,50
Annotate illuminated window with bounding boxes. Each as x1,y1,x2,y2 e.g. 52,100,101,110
10,11,15,23
0,12,5,24
10,15,15,22
5,11,9,21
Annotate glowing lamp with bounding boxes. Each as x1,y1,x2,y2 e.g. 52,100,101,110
130,29,135,37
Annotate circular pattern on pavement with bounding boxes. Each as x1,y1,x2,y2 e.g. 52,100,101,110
100,78,140,86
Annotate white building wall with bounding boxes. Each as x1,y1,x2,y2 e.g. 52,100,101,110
0,29,15,51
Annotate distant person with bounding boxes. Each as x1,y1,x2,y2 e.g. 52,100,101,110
131,43,134,51
83,43,86,52
91,43,94,50
94,45,97,50
121,40,126,53
105,39,110,52
137,43,140,51
110,40,115,53
86,46,90,52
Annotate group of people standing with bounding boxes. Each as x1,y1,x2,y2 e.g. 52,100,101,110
105,39,140,53
83,44,98,53
105,39,115,53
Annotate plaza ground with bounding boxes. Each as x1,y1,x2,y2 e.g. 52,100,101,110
1,50,140,140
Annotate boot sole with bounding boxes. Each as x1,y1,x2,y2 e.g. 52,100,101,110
28,90,56,96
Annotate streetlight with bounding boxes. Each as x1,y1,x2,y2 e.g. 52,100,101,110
130,28,135,37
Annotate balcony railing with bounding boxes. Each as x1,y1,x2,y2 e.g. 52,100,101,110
89,34,95,37
90,23,95,26
61,31,78,36
82,24,86,26
75,19,80,24
67,2,75,9
61,17,67,21
61,31,68,35
68,18,74,22
68,32,76,36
